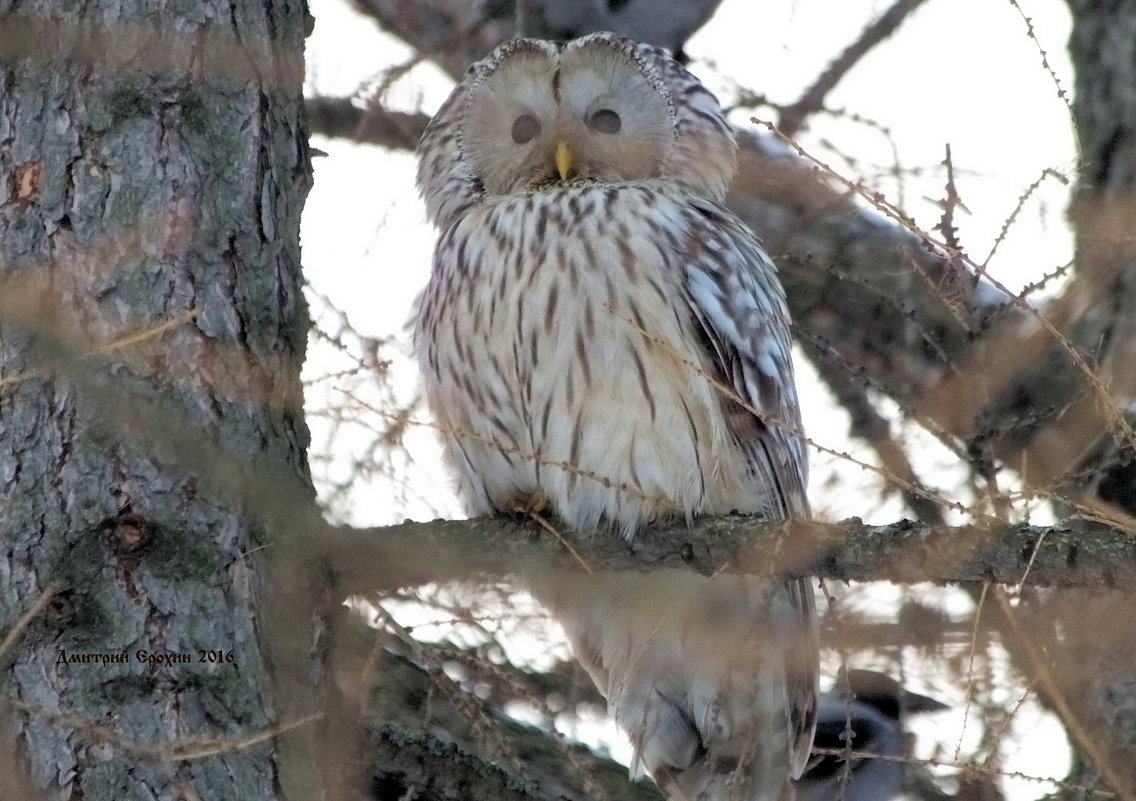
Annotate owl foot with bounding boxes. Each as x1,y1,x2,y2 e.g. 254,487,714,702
507,490,550,516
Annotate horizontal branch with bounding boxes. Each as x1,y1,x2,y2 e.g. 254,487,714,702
306,96,429,151
325,514,1136,594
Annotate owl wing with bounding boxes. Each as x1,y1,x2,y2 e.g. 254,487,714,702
682,197,819,778
683,197,808,519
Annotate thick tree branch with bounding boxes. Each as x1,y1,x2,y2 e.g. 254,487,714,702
306,96,429,151
325,515,1136,594
366,652,664,801
370,724,549,801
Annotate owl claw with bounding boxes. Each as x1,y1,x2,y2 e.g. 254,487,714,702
508,490,550,516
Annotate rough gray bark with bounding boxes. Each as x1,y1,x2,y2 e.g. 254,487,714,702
0,3,314,800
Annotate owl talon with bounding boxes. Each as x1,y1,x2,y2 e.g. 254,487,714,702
508,491,550,517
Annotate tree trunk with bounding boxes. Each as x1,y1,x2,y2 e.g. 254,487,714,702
0,2,314,799
1022,4,1136,798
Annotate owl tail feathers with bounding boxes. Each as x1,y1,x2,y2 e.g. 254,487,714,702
527,569,813,801
620,681,797,801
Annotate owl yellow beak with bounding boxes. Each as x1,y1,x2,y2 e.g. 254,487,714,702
554,141,572,180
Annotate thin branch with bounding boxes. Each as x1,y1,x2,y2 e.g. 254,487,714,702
305,96,429,151
0,587,57,661
778,0,930,136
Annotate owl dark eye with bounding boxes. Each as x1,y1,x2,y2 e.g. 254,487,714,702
511,114,541,144
588,108,621,134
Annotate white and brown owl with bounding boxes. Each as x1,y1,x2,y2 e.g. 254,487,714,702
413,33,817,801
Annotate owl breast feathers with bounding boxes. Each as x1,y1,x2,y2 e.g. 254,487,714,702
413,32,817,801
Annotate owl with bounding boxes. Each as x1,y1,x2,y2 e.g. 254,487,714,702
413,33,817,801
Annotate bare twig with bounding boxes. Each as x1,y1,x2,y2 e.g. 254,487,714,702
305,96,429,151
778,0,930,136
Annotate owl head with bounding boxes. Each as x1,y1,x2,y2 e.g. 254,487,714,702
417,33,738,229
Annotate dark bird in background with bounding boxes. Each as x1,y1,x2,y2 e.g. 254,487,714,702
513,0,725,60
797,670,948,801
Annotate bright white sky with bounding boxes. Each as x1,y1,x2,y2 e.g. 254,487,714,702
301,1,1078,797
